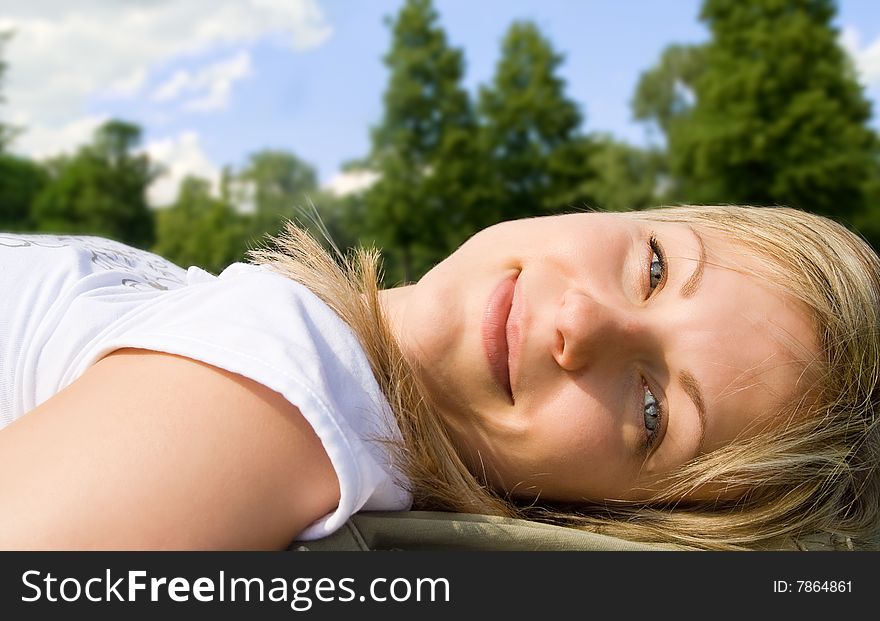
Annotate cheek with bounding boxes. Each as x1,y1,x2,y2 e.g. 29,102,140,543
529,389,622,478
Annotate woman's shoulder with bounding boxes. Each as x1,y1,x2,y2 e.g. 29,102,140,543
82,265,411,537
0,346,341,549
91,262,373,388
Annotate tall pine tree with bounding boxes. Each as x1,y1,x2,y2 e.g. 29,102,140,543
632,44,706,146
668,0,877,222
365,0,487,283
631,44,706,204
479,20,589,219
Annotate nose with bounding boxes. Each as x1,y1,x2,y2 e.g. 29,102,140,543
553,287,645,372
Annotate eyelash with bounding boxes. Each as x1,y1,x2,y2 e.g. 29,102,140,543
643,379,664,451
642,234,667,451
647,234,666,295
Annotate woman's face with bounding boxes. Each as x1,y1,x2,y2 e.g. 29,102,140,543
380,212,817,502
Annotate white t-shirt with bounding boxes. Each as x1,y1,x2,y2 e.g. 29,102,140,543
0,232,412,539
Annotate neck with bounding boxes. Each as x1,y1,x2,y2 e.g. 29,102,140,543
377,284,415,354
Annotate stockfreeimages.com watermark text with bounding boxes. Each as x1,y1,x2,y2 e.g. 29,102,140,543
21,569,450,611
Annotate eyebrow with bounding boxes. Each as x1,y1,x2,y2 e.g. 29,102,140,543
675,227,708,454
678,370,707,454
679,226,706,298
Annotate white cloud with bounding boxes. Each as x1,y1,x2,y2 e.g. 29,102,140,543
143,131,221,208
152,71,192,103
10,118,222,209
840,26,880,88
108,67,148,98
324,169,380,197
0,0,330,206
12,114,108,160
0,0,331,147
152,51,253,112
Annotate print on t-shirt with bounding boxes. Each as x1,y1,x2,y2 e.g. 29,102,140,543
0,233,186,291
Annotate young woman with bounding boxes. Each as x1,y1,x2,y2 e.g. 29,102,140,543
0,204,877,550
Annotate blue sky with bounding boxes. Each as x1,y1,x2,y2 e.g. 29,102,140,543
2,0,879,205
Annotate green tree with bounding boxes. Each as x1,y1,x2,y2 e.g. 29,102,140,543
571,135,665,212
851,157,880,251
236,149,318,233
226,148,343,259
226,148,357,262
631,43,707,204
312,160,381,256
152,176,249,274
632,44,706,141
478,20,589,218
31,120,158,247
667,0,877,222
365,0,489,283
0,153,47,229
0,32,45,231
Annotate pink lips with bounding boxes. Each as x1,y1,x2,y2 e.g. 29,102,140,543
482,271,519,404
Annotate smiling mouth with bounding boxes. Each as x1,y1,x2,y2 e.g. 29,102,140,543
482,270,518,405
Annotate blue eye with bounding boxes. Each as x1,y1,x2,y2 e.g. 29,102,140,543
648,235,665,292
643,384,663,450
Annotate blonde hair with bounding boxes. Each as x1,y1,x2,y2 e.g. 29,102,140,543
247,205,880,550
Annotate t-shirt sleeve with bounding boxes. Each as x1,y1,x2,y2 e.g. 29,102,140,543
70,262,412,540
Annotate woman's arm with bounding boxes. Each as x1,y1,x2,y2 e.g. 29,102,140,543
0,348,340,550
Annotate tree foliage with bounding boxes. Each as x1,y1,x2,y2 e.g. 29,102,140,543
365,0,488,283
666,0,878,221
479,20,588,218
237,149,318,231
31,120,158,248
152,176,249,274
632,43,706,141
573,135,665,211
0,153,47,229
